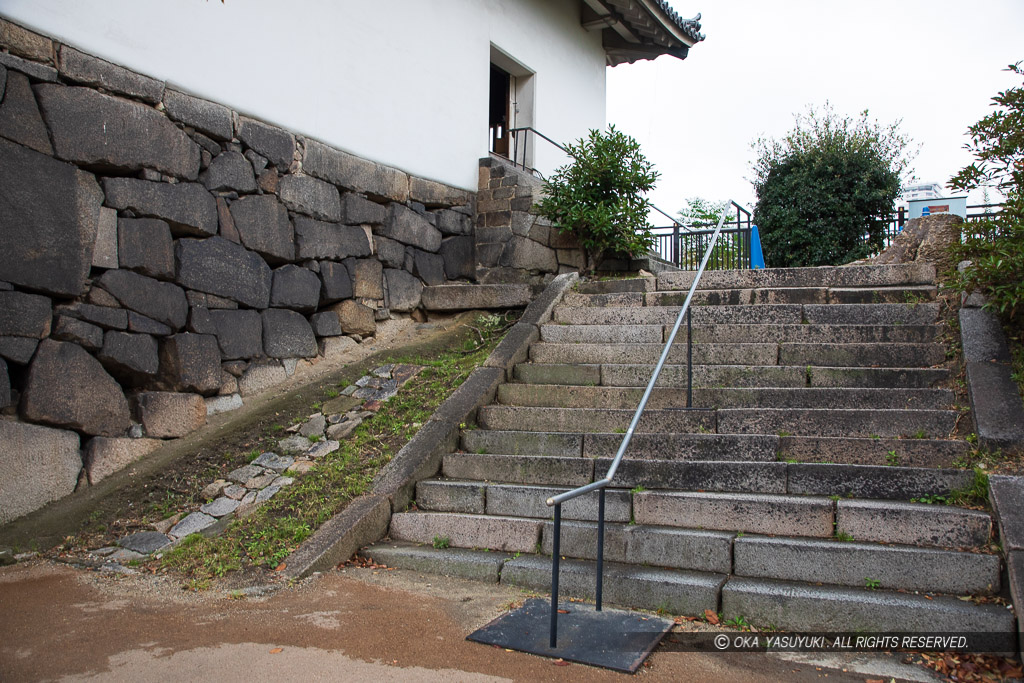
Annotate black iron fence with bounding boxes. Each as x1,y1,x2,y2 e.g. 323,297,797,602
650,204,754,270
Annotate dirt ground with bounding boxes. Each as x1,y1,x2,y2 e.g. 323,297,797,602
1,558,939,682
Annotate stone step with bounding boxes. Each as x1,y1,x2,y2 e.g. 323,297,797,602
554,304,804,326
835,498,994,548
443,452,596,486
779,436,969,469
476,405,716,434
575,277,654,294
718,407,958,438
501,554,725,616
460,431,779,461
416,480,632,522
498,384,957,411
722,577,1014,634
778,342,946,368
362,541,511,583
587,363,949,389
644,285,936,307
420,284,532,311
529,342,780,366
657,263,936,291
733,535,1000,595
539,323,940,345
388,511,542,553
553,302,940,326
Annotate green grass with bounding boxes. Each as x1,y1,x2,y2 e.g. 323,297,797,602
161,314,509,582
864,577,881,590
834,531,854,542
432,535,451,550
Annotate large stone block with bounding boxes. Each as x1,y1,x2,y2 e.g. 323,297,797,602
135,391,206,439
162,89,232,140
51,315,103,351
102,178,217,237
91,207,118,270
21,339,130,436
117,217,174,279
262,309,317,358
175,236,272,309
200,150,257,193
385,268,423,312
0,71,53,154
440,236,474,280
36,84,200,179
237,116,294,169
270,264,321,312
373,235,405,269
0,19,55,64
278,174,342,222
421,284,532,310
499,235,558,272
293,216,371,260
58,46,164,104
318,261,353,303
409,177,472,207
97,330,159,384
0,336,38,364
302,138,409,202
380,204,442,252
98,269,187,330
342,193,387,225
435,209,472,236
310,311,342,337
0,138,103,297
238,360,288,397
83,436,162,484
54,302,127,330
0,291,52,338
332,300,375,336
229,194,294,263
346,258,384,299
0,421,81,524
411,249,445,286
158,333,222,395
209,309,263,360
0,51,57,83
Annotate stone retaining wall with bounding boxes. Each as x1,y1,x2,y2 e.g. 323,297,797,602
0,18,479,523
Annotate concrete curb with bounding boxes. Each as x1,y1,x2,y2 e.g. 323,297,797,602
283,274,577,577
959,306,1024,451
988,475,1024,656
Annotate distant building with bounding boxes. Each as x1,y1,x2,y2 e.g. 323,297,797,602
900,182,944,208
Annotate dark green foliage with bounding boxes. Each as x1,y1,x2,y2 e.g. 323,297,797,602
752,105,912,267
539,126,658,273
949,62,1024,329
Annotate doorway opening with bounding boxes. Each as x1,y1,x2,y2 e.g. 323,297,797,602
489,46,535,169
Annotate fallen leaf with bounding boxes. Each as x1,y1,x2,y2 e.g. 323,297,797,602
703,609,720,625
554,659,570,667
274,562,287,571
270,648,283,654
557,609,570,614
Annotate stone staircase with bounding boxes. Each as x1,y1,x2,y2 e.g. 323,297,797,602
366,262,1016,634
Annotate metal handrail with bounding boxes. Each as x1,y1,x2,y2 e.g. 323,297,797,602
543,200,739,649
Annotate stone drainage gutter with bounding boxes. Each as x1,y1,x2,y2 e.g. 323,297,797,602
282,273,578,578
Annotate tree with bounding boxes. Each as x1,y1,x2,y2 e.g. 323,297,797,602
751,104,914,267
950,62,1024,327
677,196,729,228
676,197,739,269
539,126,658,274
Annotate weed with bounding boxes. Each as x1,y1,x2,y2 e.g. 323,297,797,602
308,434,322,443
612,427,627,434
476,448,487,455
886,450,901,466
270,424,284,433
311,401,323,411
912,493,951,505
325,389,340,399
432,535,450,549
828,494,841,502
630,485,647,494
777,430,792,438
966,432,979,445
865,577,881,590
834,531,854,542
246,449,261,462
911,429,927,439
724,615,749,628
948,468,990,507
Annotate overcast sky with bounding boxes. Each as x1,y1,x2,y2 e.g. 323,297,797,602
606,0,1024,221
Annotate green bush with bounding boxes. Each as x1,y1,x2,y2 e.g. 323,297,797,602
751,104,913,267
539,126,658,274
949,62,1024,330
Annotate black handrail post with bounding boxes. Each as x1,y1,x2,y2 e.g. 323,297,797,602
672,224,680,267
550,503,562,649
596,488,606,612
686,307,693,408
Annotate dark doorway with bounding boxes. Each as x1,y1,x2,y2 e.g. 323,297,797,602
489,63,511,157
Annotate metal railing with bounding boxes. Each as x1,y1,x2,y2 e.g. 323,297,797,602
650,204,754,269
542,201,740,648
870,203,1005,254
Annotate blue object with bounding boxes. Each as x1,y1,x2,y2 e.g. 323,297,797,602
751,224,766,269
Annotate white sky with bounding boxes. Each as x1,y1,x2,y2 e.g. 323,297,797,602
606,0,1024,221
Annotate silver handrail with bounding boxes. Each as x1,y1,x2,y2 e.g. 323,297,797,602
545,200,738,508
543,200,740,649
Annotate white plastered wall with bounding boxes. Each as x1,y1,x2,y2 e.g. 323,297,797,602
1,0,606,190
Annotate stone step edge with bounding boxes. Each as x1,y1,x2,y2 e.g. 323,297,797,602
358,542,1007,627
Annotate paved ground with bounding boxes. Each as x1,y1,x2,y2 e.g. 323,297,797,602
0,559,940,682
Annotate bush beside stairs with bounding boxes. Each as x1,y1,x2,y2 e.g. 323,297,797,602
363,262,1016,635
